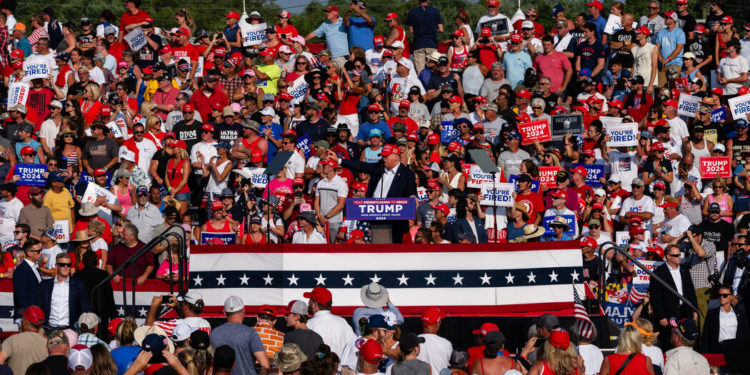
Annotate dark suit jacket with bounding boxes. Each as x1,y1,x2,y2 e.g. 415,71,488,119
701,303,750,353
722,255,750,303
73,267,116,319
340,159,417,198
40,277,90,327
650,263,699,321
453,216,489,243
12,260,42,319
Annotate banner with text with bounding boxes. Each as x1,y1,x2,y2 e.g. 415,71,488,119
729,94,750,120
7,81,29,107
518,119,551,145
14,163,47,186
538,166,562,188
201,232,237,245
440,121,459,143
509,174,540,193
467,164,501,188
606,122,638,147
345,198,416,221
23,55,50,80
541,214,576,236
296,134,312,158
479,182,514,206
52,220,70,243
81,183,117,215
711,107,727,123
242,23,268,47
570,163,605,187
677,94,701,118
124,26,147,51
699,156,731,178
551,114,583,140
288,75,309,104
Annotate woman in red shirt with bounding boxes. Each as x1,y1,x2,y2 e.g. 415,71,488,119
599,324,655,375
337,69,367,135
165,141,191,216
276,11,299,43
240,216,267,244
80,83,103,126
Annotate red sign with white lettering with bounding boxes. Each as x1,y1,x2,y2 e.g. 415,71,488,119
518,119,551,145
538,166,562,188
699,156,731,179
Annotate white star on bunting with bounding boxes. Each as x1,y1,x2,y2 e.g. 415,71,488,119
239,274,250,285
193,275,203,286
452,273,464,285
287,274,299,286
116,307,124,316
425,273,437,285
527,272,536,283
549,270,558,282
397,273,409,286
138,307,147,317
315,274,327,286
570,270,580,281
480,273,492,285
370,274,382,283
263,274,274,285
505,272,515,284
216,274,226,286
342,274,355,286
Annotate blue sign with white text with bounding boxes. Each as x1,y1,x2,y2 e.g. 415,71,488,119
296,134,312,158
542,214,576,236
346,198,416,221
509,174,540,193
571,163,605,187
15,163,47,186
201,232,237,245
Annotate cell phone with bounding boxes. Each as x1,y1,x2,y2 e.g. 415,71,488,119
162,295,175,304
281,34,287,39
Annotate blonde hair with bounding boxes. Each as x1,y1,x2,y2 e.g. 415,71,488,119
146,115,161,133
636,318,658,346
713,176,727,188
88,220,105,237
179,349,200,375
86,83,101,101
543,340,579,375
91,343,118,375
617,324,643,354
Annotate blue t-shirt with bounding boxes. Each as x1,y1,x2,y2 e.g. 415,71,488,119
655,27,686,66
112,345,141,375
314,17,350,58
211,323,266,375
357,120,392,142
576,40,606,75
16,38,32,58
260,122,283,163
589,15,607,36
348,16,375,50
501,51,532,87
407,5,444,50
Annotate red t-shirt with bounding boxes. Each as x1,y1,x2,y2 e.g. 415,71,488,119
516,190,544,223
387,117,418,134
73,217,113,244
26,88,55,129
276,24,299,40
109,41,127,63
189,89,229,122
572,184,595,202
120,9,152,36
56,64,73,87
172,44,199,64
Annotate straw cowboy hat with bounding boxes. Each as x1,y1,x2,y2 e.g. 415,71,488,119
78,202,99,217
133,325,175,353
360,282,389,308
509,224,546,243
70,230,94,242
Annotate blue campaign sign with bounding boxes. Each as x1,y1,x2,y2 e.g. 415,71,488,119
80,170,112,187
440,121,459,143
201,232,237,245
15,163,47,186
508,174,540,193
711,107,726,122
345,198,417,221
541,214,576,236
571,163,605,187
296,134,312,158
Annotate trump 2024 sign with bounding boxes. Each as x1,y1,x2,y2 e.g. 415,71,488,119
346,198,416,221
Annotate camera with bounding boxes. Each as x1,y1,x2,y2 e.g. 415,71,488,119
162,295,175,304
295,191,303,198
736,248,749,269
707,272,721,287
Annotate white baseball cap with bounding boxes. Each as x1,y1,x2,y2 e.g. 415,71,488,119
224,295,245,313
172,323,197,342
69,344,94,371
522,20,534,29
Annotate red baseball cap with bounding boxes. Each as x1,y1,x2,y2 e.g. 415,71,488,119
108,317,123,337
11,61,22,69
320,158,339,169
20,145,35,155
474,96,488,104
100,106,112,116
385,12,399,21
10,49,24,59
183,104,194,112
303,287,332,305
722,15,734,24
712,87,724,96
570,166,587,176
214,48,226,57
472,322,499,336
550,106,566,115
654,180,666,190
452,29,464,37
434,203,450,216
447,141,461,152
141,65,154,75
359,339,384,364
586,95,603,104
550,189,567,200
211,102,224,111
608,99,623,109
635,26,651,36
367,103,381,112
648,245,665,258
510,33,523,44
174,140,188,150
159,45,173,55
473,122,484,131
651,142,666,151
283,129,298,137
211,200,224,211
739,86,750,96
407,133,418,142
517,89,531,100
515,112,531,122
629,225,647,235
380,144,401,157
325,5,339,12
24,305,45,326
94,168,107,176
352,181,367,192
422,306,446,326
659,200,678,208
582,148,595,157
586,0,603,10
481,27,492,37
427,178,440,190
694,24,705,34
399,99,411,108
549,329,570,350
427,133,440,145
279,92,294,101
346,229,365,244
580,236,597,249
676,0,688,4
662,99,679,108
591,202,604,210
258,304,277,316
448,95,463,104
225,11,240,20
202,124,215,132
488,0,500,6
292,177,305,186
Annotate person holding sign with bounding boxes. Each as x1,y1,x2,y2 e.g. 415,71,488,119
543,190,579,237
198,201,237,244
542,216,573,241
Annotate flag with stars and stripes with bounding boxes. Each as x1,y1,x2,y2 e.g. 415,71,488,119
629,283,649,305
573,283,595,340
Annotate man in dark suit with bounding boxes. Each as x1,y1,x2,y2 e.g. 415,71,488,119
12,238,43,321
650,244,699,349
40,252,90,330
701,284,750,372
72,250,115,322
721,235,750,307
329,145,417,243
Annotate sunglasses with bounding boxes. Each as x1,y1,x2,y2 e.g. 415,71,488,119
57,262,71,267
532,107,543,110
589,224,600,229
137,193,148,197
13,230,24,234
719,293,732,298
296,62,306,65
27,249,42,253
668,253,681,257
49,163,58,167
184,111,194,114
134,131,145,134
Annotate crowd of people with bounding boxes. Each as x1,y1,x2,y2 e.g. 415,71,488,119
1,0,750,373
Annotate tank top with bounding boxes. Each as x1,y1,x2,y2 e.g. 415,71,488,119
243,233,267,244
605,353,650,375
65,147,79,169
364,147,382,163
441,172,462,202
167,158,190,194
240,137,263,165
206,219,231,233
632,43,658,87
450,45,469,70
718,33,729,58
690,138,711,170
540,360,580,375
116,185,134,215
394,25,410,56
708,193,732,223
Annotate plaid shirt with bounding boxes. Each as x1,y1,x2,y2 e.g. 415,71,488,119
78,333,108,348
218,74,243,101
683,239,717,289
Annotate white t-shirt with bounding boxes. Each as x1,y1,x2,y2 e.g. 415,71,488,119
642,344,664,370
667,116,689,141
607,150,638,192
40,245,63,280
416,333,452,375
206,159,232,195
620,195,656,228
658,214,691,248
91,237,108,268
719,54,750,95
120,139,158,173
285,150,305,179
39,118,62,152
316,175,349,222
0,198,23,245
88,66,106,85
292,229,327,244
579,344,603,375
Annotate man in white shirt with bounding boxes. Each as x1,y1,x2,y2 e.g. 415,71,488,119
281,132,305,179
0,183,24,245
305,287,357,357
119,122,157,174
718,39,749,96
658,196,691,248
417,307,452,375
40,252,89,330
292,211,327,244
190,124,218,177
39,100,63,154
619,178,655,229
663,100,689,144
475,0,511,44
605,148,638,192
315,158,348,242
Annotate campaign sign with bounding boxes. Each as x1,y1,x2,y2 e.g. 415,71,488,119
52,220,70,243
615,231,629,247
603,282,634,327
416,187,428,204
551,114,583,140
538,166,562,188
729,94,750,119
249,169,269,189
633,260,663,286
346,198,416,221
466,164,500,188
711,107,726,122
479,182,514,206
80,170,112,187
518,119,551,145
541,214,576,236
195,57,204,78
296,134,312,158
699,156,731,178
599,116,623,129
15,163,47,186
508,174,540,193
606,122,638,147
571,163,605,187
289,75,308,103
479,18,509,35
677,94,701,118
201,232,237,245
23,56,50,80
671,77,688,93
603,14,623,35
242,23,268,47
440,121,459,143
81,183,117,215
7,81,29,107
124,26,147,51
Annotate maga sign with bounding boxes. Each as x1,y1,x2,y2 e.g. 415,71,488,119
518,119,551,145
606,122,638,147
14,163,47,186
242,23,268,47
729,94,750,119
538,166,562,188
479,182,514,206
677,94,701,118
699,156,731,178
346,198,416,221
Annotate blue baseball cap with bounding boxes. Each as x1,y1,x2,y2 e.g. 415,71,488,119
214,141,232,150
43,227,56,239
453,118,472,128
136,185,149,196
552,4,564,16
49,171,66,182
367,314,394,330
579,68,592,77
737,119,748,128
369,128,382,138
507,131,522,141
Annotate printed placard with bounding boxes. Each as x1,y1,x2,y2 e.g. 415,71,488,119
508,174,540,193
52,220,70,243
729,94,750,119
478,17,509,36
541,214,576,236
479,182,514,206
195,56,204,78
466,164,501,188
699,156,731,178
23,55,50,80
242,23,268,47
81,183,118,215
440,121,459,143
249,169,269,188
677,94,701,118
289,75,308,103
606,122,638,147
603,14,623,35
124,26,147,51
7,81,29,107
551,114,584,140
14,163,47,186
711,108,726,122
518,119,551,145
599,116,623,129
296,134,312,158
671,77,688,93
538,166,562,188
201,232,237,245
570,163,605,187
345,198,416,221
416,187,428,204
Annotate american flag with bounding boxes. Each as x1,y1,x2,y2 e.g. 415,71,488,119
629,283,649,305
573,283,595,340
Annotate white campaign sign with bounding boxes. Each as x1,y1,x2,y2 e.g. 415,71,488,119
81,184,118,215
124,26,148,51
195,56,204,78
480,182,514,206
677,94,701,118
7,81,29,107
52,220,70,243
242,23,268,47
603,14,622,35
728,94,750,119
467,164,501,188
288,75,308,103
22,55,50,80
606,122,638,147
